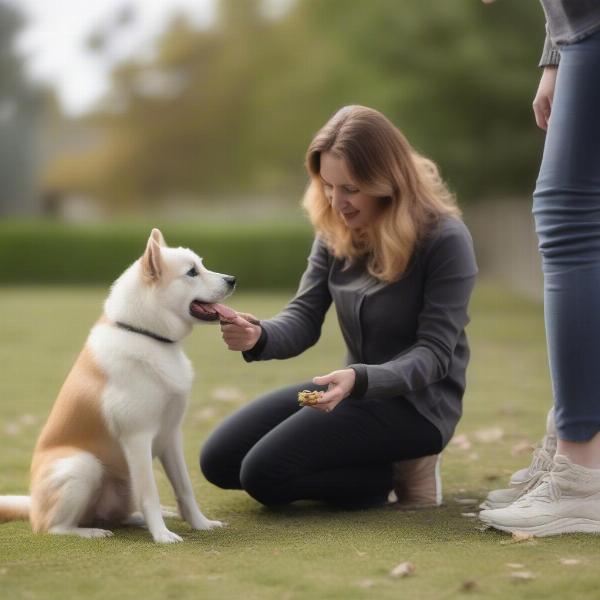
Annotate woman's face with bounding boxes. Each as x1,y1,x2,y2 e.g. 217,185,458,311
319,151,384,230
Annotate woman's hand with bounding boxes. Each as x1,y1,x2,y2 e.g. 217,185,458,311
220,311,262,351
311,368,356,413
533,66,558,131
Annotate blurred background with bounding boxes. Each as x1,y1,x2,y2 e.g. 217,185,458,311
0,0,547,296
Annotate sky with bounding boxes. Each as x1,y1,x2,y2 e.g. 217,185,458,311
8,0,217,116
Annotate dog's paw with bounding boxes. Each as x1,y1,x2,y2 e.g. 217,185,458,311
152,529,183,544
191,518,227,531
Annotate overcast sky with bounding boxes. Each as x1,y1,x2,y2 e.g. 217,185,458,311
8,0,217,116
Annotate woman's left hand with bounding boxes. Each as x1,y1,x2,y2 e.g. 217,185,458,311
311,369,356,413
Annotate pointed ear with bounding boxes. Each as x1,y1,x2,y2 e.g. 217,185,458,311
150,228,167,247
141,237,162,282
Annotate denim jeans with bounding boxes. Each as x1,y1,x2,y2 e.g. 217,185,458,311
533,30,600,441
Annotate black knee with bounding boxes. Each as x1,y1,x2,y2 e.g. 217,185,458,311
239,454,290,507
199,437,240,490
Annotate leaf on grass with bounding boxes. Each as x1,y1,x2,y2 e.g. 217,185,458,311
512,531,535,542
390,561,416,578
3,423,20,436
459,580,478,592
500,531,537,545
475,427,504,443
351,545,367,557
511,441,534,456
468,453,480,461
211,387,245,403
18,413,38,426
560,558,582,566
506,563,525,569
461,512,477,518
194,407,217,421
454,498,479,505
356,579,376,589
451,434,472,451
510,571,536,582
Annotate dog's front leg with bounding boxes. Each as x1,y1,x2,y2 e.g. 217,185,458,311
160,430,225,530
121,433,183,543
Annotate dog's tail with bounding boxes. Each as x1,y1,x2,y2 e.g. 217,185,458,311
0,496,31,522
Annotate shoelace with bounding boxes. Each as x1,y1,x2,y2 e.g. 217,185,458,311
514,470,562,507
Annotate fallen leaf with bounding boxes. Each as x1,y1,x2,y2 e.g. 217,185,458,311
560,558,582,566
454,498,479,505
211,387,245,403
351,545,367,557
459,580,478,592
451,434,472,451
3,423,20,436
390,562,416,578
461,512,477,518
18,413,38,426
468,453,480,461
356,579,376,589
511,441,535,456
475,427,504,443
512,531,535,542
506,563,525,569
194,407,217,421
510,571,536,582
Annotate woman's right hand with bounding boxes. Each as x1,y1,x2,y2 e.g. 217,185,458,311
533,66,558,131
220,311,262,351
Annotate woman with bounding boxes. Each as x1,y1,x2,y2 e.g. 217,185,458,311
200,105,478,508
480,2,600,535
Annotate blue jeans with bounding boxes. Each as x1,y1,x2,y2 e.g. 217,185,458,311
533,30,600,442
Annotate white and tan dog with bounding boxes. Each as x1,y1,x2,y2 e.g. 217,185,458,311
0,229,237,543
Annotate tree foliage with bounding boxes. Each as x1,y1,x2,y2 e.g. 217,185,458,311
46,0,547,210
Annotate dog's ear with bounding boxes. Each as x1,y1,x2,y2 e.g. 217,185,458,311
141,235,162,282
150,228,167,247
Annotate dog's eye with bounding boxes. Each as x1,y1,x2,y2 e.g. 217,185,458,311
187,267,199,277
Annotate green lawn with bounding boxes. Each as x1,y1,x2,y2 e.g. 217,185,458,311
1,282,598,599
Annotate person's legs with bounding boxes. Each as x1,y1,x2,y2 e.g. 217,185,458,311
237,395,442,507
481,31,600,535
199,381,321,489
533,31,600,453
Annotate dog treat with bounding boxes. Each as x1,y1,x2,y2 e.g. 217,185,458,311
298,389,322,406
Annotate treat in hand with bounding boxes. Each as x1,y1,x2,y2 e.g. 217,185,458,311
298,389,323,407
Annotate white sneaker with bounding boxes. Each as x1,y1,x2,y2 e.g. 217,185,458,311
480,407,556,510
479,454,600,537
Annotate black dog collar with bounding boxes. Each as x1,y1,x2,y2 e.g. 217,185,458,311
115,321,175,344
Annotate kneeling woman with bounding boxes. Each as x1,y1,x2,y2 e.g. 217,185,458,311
200,105,478,508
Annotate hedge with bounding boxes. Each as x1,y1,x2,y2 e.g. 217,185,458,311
0,220,315,290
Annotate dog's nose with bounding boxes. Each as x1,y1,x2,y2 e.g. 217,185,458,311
224,275,236,288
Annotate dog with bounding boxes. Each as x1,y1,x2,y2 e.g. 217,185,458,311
0,228,237,543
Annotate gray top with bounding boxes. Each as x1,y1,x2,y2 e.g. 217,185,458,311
243,216,478,446
539,0,600,66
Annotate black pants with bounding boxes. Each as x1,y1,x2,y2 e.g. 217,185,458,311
200,381,443,507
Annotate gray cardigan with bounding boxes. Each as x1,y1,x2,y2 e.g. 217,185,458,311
539,0,600,66
243,216,478,446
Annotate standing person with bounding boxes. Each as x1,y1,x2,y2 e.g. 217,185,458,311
480,2,600,536
200,105,478,509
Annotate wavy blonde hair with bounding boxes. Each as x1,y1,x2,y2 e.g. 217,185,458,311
302,105,461,282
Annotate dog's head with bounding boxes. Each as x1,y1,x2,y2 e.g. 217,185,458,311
105,229,236,341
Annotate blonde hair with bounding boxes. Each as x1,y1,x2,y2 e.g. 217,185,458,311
302,105,461,282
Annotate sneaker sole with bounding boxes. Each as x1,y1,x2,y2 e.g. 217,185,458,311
484,517,600,537
479,500,513,510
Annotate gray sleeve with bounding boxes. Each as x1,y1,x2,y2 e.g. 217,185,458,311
349,221,478,400
243,235,333,361
540,27,560,67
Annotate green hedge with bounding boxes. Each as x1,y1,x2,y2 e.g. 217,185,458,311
0,220,314,290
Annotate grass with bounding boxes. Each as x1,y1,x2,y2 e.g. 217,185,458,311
1,281,599,599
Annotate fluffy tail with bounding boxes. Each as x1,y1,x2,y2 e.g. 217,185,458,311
0,496,31,522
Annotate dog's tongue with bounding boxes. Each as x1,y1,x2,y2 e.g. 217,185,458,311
212,303,238,320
